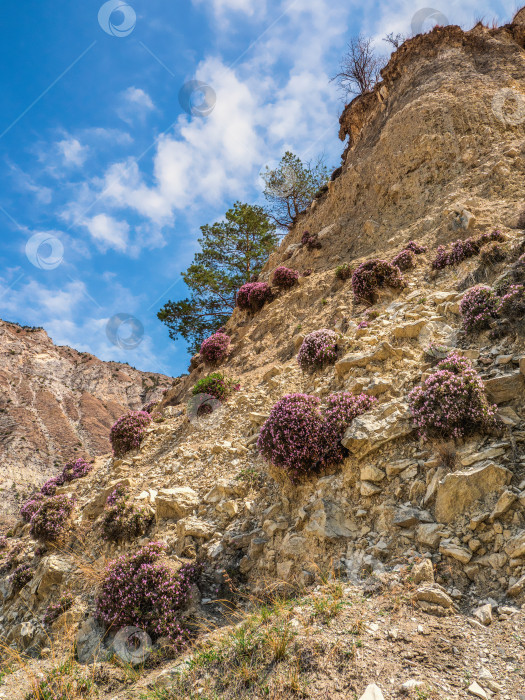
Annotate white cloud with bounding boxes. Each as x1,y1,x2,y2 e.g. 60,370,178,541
117,87,156,124
57,137,88,167
192,0,261,18
84,214,130,253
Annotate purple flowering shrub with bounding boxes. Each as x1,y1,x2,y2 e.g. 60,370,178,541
392,249,416,271
10,563,33,592
43,593,74,626
323,393,377,465
199,332,231,366
30,495,75,542
408,352,499,440
405,240,427,254
335,264,352,281
20,493,46,523
101,485,152,543
0,542,24,575
297,330,338,373
40,457,92,497
460,285,500,332
236,282,272,312
272,266,299,289
351,259,405,304
432,231,506,270
258,392,375,480
41,475,64,497
301,231,321,250
110,411,152,457
96,542,200,644
499,284,525,321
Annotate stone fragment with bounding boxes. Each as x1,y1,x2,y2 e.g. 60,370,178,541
393,320,427,338
435,463,512,523
360,481,382,497
417,523,443,549
467,682,488,699
484,371,524,404
360,465,385,482
359,684,385,700
507,574,525,596
504,530,525,558
473,604,492,626
304,499,357,539
176,517,214,540
336,342,402,375
412,559,434,584
76,617,109,665
490,490,517,519
342,401,413,458
439,542,472,563
155,487,199,519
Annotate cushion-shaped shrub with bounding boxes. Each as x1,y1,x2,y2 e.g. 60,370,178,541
110,411,152,457
432,232,506,270
199,332,231,365
351,259,405,303
499,284,525,320
43,593,74,626
257,394,327,480
62,458,92,483
10,563,32,592
272,266,299,289
323,393,377,465
192,372,238,403
335,263,352,280
405,240,426,254
297,330,338,373
20,493,45,523
96,542,200,644
236,282,272,312
30,495,75,542
460,285,499,332
408,352,499,440
101,485,152,542
301,231,321,250
392,249,416,271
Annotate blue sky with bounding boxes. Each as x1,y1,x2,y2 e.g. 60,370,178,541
0,0,515,377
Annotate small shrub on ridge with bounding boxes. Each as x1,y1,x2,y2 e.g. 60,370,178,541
408,352,499,440
432,231,506,270
43,593,74,626
110,411,152,457
301,231,321,250
101,485,152,543
96,542,200,644
272,266,299,289
499,284,525,321
62,458,92,483
335,263,352,281
236,282,272,312
480,242,506,266
10,563,32,592
392,249,416,271
460,285,500,332
20,493,45,523
405,240,426,254
0,542,24,574
297,329,338,373
192,372,238,403
199,332,231,365
351,258,405,303
30,495,75,542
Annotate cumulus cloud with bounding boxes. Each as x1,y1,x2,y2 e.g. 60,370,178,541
57,136,88,167
117,87,156,124
83,214,130,253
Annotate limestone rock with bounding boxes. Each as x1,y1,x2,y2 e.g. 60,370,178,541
415,584,454,615
504,530,525,559
360,465,386,483
435,463,512,523
412,558,434,584
490,490,517,519
304,499,357,539
359,684,385,700
439,541,472,563
484,371,524,404
467,681,488,699
30,555,72,601
507,574,525,597
417,523,444,549
473,603,492,626
342,401,413,458
393,319,427,338
336,342,402,376
155,487,200,519
76,616,110,664
176,517,214,540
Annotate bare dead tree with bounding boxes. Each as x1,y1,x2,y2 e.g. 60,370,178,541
332,35,384,98
383,32,406,49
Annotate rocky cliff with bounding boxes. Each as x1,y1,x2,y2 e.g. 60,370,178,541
2,14,525,700
0,320,171,518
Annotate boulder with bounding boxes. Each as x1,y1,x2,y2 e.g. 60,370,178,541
359,684,385,700
417,523,444,548
335,341,402,376
415,584,454,615
412,558,434,584
30,556,72,601
473,604,492,626
176,517,214,540
360,465,385,483
393,319,427,338
434,463,512,523
342,401,413,458
484,371,524,404
304,499,358,540
76,616,110,664
504,530,525,559
204,479,246,504
490,490,517,519
439,542,472,563
155,487,200,519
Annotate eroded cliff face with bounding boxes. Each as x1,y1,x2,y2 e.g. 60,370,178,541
0,321,171,517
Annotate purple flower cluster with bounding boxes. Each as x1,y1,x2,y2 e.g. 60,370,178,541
301,230,321,250
408,352,499,440
392,249,416,271
20,493,46,523
43,593,74,626
110,411,152,457
351,259,405,304
499,284,525,320
297,329,338,373
199,331,231,366
432,231,506,270
405,240,427,254
30,494,75,542
10,563,33,592
272,266,299,289
96,542,201,644
258,392,375,480
236,282,272,312
40,457,93,497
460,285,499,332
101,485,152,543
323,393,377,465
